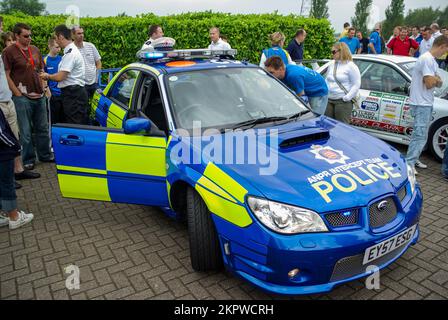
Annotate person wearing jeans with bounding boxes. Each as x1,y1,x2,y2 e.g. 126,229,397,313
0,108,34,229
2,23,53,170
442,143,448,180
405,36,448,172
12,95,53,167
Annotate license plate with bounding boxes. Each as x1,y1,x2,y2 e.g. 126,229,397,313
363,225,417,265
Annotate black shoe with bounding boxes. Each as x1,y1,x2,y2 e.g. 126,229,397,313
15,182,22,189
23,163,35,170
15,170,41,180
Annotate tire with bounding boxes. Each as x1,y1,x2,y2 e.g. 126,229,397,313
187,187,223,271
428,118,448,162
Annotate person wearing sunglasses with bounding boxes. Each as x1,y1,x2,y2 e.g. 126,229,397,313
324,42,361,124
1,23,50,175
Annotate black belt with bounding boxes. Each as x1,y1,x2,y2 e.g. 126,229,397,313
61,85,84,90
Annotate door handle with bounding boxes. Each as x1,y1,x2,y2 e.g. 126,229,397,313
60,134,84,146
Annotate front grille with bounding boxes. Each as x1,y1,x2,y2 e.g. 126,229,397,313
325,209,359,228
369,197,398,228
397,185,407,203
330,245,406,282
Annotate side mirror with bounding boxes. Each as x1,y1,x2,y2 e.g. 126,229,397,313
124,117,151,134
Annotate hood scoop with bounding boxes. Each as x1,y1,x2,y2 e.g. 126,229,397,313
279,130,330,149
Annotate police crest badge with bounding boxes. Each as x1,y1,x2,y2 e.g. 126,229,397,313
310,145,350,165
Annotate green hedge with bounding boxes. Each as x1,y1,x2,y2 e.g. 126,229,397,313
2,12,334,68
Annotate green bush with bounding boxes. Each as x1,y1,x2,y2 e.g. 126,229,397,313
2,12,334,68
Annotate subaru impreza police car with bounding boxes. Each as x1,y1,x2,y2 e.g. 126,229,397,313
51,45,423,295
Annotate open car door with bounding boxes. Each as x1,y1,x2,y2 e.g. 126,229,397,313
52,124,169,207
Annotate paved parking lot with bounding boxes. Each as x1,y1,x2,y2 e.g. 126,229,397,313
1,147,448,300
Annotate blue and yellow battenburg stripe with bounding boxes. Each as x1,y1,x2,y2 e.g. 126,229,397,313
194,162,252,228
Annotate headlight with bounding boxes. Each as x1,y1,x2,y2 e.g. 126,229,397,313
406,162,416,194
247,197,328,234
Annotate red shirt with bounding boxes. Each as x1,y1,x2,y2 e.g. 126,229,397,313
387,36,419,56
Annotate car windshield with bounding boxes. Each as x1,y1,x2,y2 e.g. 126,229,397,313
165,67,311,131
400,61,448,98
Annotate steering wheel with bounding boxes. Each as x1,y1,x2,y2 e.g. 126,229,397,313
177,103,203,122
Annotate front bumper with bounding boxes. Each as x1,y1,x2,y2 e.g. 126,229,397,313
212,184,423,295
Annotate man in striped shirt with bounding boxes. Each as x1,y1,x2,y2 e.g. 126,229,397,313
72,26,102,102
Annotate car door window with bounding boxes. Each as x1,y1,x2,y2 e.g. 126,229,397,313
136,74,168,133
108,69,140,109
355,61,408,95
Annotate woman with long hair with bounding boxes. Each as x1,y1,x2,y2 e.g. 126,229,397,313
324,42,361,124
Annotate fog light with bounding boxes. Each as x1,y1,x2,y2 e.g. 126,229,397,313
288,268,300,279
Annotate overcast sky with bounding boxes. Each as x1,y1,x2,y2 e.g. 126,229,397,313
42,0,446,31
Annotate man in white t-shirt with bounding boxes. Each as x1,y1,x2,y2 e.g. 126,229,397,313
72,26,102,101
406,35,448,172
40,24,87,125
419,27,434,56
208,27,231,50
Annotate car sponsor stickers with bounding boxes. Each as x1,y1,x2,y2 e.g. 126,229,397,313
351,91,414,135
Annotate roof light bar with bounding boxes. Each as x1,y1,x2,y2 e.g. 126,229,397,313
137,49,237,61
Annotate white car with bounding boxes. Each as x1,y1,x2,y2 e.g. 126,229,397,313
318,54,448,161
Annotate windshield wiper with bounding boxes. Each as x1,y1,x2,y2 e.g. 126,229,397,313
287,109,311,120
229,116,289,130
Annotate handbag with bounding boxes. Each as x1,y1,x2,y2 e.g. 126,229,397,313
333,61,361,109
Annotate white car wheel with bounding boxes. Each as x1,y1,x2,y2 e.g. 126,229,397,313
430,119,448,162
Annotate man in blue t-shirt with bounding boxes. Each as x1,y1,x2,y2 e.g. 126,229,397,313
264,56,328,115
340,28,361,54
368,24,382,54
43,37,63,124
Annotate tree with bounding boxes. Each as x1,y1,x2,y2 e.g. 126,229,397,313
351,0,373,36
0,0,46,16
438,6,448,27
382,0,405,38
310,0,329,19
404,7,441,28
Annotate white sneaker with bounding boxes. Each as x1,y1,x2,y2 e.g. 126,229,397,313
415,160,428,169
414,167,419,175
9,211,34,230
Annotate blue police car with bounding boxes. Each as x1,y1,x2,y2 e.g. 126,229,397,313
52,48,423,295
